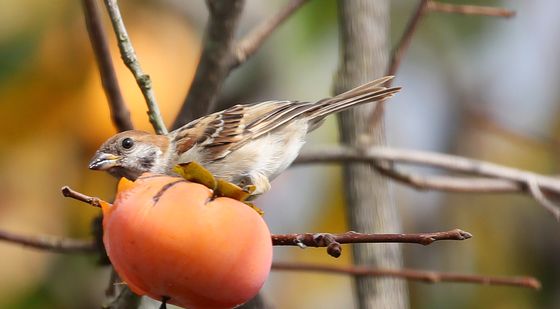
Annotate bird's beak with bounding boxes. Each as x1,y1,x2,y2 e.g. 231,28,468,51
89,152,120,170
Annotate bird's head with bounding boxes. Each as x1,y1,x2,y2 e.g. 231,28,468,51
89,130,170,180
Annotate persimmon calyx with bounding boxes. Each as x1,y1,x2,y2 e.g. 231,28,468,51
173,162,218,190
173,162,264,215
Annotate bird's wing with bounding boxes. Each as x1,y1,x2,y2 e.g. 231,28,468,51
172,76,400,162
181,101,315,160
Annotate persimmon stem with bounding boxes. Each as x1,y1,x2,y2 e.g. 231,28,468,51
159,296,170,309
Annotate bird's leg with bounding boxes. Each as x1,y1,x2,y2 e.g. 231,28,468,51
246,172,271,196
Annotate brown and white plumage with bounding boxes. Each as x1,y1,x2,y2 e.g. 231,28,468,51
89,76,401,195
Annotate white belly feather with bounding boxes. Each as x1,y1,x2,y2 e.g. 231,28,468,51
182,119,305,175
174,119,308,194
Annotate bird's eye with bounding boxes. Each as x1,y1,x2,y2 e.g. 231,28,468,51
121,138,134,149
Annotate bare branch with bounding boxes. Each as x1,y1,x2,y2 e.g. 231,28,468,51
82,0,133,132
374,164,523,193
295,146,560,220
172,0,245,129
272,262,541,289
173,0,308,129
527,177,560,221
427,1,516,18
335,1,408,306
369,0,428,128
0,229,97,253
103,0,168,134
370,1,515,127
272,229,471,258
386,0,429,79
61,186,102,208
231,0,310,68
368,0,428,129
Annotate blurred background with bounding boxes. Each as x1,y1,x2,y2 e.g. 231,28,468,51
1,0,559,308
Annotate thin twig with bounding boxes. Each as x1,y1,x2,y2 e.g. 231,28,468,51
272,262,541,289
427,1,515,18
370,0,515,128
103,0,167,134
0,229,97,253
386,0,429,79
173,0,308,128
172,0,245,129
295,146,560,220
527,176,560,221
297,146,560,192
61,186,102,208
369,0,429,130
374,164,523,193
272,229,471,257
82,0,133,132
231,0,310,68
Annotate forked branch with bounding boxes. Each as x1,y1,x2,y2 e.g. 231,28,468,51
295,146,560,220
273,229,471,257
173,0,309,128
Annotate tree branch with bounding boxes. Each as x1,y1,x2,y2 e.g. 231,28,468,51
370,0,515,127
295,146,560,220
374,164,524,193
0,229,97,253
0,187,104,253
335,1,409,307
386,0,429,79
82,0,133,132
172,0,245,129
103,0,168,134
427,1,516,18
272,229,471,258
2,187,470,260
61,186,102,208
369,0,428,128
173,0,308,129
272,262,541,289
231,0,310,69
0,223,469,259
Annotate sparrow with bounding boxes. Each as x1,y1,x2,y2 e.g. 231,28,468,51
89,76,401,195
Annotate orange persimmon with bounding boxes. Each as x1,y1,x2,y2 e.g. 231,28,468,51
101,174,273,309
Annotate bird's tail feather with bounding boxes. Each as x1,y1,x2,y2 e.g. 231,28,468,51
308,76,401,121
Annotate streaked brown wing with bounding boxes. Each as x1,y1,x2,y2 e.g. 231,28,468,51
172,76,399,163
196,101,313,160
